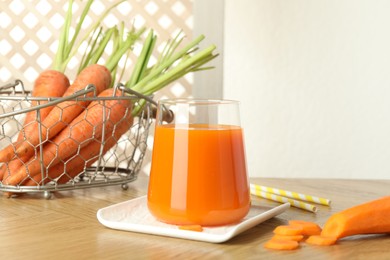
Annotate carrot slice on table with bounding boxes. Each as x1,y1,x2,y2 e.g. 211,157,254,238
264,239,299,250
178,225,203,232
272,234,304,242
273,225,304,236
306,235,337,246
288,220,322,236
321,196,390,239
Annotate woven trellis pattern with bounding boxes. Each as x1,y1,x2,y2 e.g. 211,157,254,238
0,0,193,98
0,0,193,175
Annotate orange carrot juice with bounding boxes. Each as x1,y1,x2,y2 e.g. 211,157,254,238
147,124,250,226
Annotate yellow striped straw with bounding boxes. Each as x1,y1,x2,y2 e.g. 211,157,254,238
249,183,331,206
250,187,317,213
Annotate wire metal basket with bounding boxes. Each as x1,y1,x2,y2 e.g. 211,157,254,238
0,80,154,198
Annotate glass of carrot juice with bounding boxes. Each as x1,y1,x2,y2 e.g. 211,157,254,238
147,99,250,226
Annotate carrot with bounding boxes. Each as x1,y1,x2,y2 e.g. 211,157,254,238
321,196,390,239
273,225,304,236
7,64,111,164
0,70,69,179
23,104,134,186
264,239,300,250
306,235,337,246
272,234,304,242
288,220,322,236
178,225,203,232
4,87,130,186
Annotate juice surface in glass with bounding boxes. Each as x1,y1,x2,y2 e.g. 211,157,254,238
147,123,250,226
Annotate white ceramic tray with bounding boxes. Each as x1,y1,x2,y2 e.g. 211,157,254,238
97,196,290,243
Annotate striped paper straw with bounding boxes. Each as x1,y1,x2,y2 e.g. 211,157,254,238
250,187,317,213
249,183,331,206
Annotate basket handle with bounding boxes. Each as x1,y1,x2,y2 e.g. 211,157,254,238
114,83,157,106
0,80,174,123
114,83,174,123
0,80,27,95
0,83,97,119
117,83,174,123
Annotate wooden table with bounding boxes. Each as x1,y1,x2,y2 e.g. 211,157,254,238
1,174,389,259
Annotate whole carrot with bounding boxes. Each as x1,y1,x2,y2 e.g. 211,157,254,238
4,88,131,186
321,196,390,239
0,70,69,179
6,64,111,164
23,109,133,186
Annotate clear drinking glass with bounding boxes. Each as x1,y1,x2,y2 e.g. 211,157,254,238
147,99,250,226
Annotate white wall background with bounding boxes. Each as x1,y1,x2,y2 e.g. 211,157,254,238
195,0,390,179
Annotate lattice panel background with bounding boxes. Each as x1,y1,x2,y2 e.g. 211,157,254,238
0,0,194,175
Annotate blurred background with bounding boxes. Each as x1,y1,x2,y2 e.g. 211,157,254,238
2,0,390,180
196,0,390,180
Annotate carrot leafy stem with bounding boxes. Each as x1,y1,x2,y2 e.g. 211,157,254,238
127,31,218,116
54,0,218,116
53,0,130,74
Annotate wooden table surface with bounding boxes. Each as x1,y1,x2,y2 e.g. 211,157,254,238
0,174,389,260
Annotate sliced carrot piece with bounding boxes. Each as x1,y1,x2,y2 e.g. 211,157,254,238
273,225,303,236
306,235,337,246
264,239,299,250
288,220,322,236
178,225,203,232
272,234,304,242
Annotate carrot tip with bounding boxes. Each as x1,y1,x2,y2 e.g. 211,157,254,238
3,192,18,198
